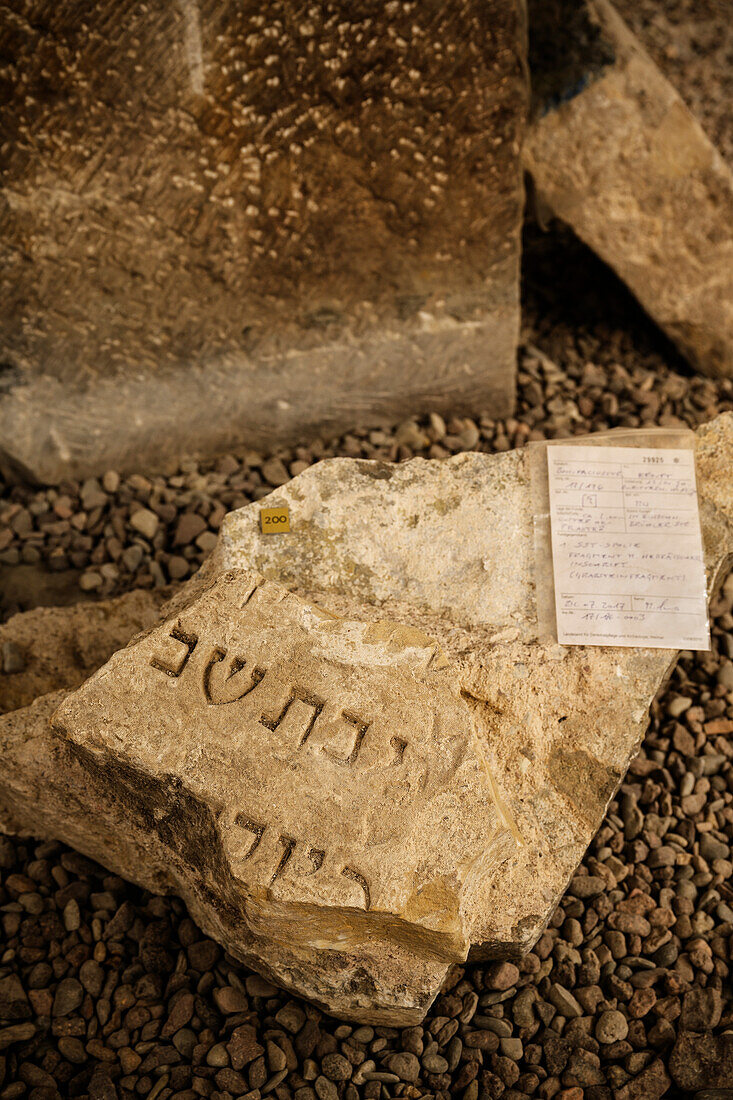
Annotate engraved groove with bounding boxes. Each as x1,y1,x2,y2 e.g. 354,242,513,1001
150,627,198,677
270,834,296,885
390,736,408,765
260,685,325,746
341,866,371,911
203,646,266,705
240,578,263,608
322,711,369,766
307,848,324,874
235,816,267,858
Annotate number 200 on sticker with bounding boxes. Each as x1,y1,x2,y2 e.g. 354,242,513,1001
260,506,290,534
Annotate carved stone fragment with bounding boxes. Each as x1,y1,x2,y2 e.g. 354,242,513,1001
0,588,166,715
524,0,733,378
198,413,733,957
1,414,731,1021
6,572,515,1022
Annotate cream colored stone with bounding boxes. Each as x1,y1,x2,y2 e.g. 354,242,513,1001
0,588,167,715
46,571,514,1022
524,0,733,378
197,413,733,958
1,415,731,1022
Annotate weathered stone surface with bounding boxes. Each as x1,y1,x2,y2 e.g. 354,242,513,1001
524,0,733,378
0,0,527,483
197,413,733,956
1,415,731,1021
4,572,514,1022
0,588,166,715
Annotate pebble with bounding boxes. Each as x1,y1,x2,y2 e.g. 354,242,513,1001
174,511,207,545
384,1052,420,1082
262,458,290,486
667,695,692,717
321,1052,352,1081
275,1001,307,1033
129,507,159,540
0,975,30,1020
484,961,519,990
315,1076,339,1100
52,977,83,1017
214,985,248,1013
422,1052,449,1073
548,983,583,1018
207,1041,230,1067
596,1009,629,1044
63,897,80,931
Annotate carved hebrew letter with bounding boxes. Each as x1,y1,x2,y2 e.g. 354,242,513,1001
270,835,296,885
390,736,408,765
203,648,266,705
260,686,325,747
322,711,369,766
240,578,263,607
150,627,198,677
307,848,324,875
235,816,267,859
341,867,371,911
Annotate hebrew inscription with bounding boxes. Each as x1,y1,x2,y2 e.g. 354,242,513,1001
260,685,325,745
322,711,369,766
235,814,372,907
149,627,198,677
150,631,382,769
54,568,508,943
203,648,266,705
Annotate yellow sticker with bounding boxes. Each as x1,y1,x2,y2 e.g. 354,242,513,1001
260,506,290,534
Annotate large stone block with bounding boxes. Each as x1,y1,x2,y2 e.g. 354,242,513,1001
4,572,515,1023
524,0,733,378
187,412,733,959
1,415,731,1021
0,587,166,714
0,0,527,482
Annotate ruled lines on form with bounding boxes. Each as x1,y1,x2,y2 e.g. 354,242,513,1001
547,445,709,649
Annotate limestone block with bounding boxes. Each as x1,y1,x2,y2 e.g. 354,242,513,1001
1,415,731,1022
0,588,166,715
0,0,527,483
198,413,733,957
524,0,733,378
8,572,515,1022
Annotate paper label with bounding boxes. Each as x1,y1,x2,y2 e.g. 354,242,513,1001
547,444,709,649
260,506,290,534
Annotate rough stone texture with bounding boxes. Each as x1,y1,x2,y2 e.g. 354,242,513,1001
1,415,731,1023
0,0,527,483
524,0,733,378
0,588,166,714
3,571,515,1024
197,412,733,959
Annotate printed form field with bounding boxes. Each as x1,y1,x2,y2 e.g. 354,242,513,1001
547,445,709,649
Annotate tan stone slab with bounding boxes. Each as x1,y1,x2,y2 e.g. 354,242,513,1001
1,416,731,1022
44,570,514,1021
0,588,167,715
524,0,733,378
200,414,733,956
